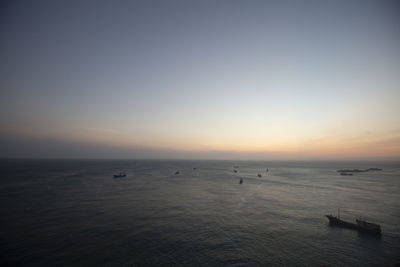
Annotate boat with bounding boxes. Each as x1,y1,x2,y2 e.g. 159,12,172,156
337,168,383,173
257,174,262,177
340,172,353,176
113,172,126,178
325,209,381,235
239,178,243,184
234,169,238,173
366,168,382,171
175,171,180,175
337,169,364,173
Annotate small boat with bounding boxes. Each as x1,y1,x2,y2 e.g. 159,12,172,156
366,168,382,171
193,167,197,170
325,209,381,236
337,169,364,173
175,171,180,175
239,178,243,184
113,172,126,178
234,170,238,173
337,168,383,173
257,174,262,177
340,172,353,176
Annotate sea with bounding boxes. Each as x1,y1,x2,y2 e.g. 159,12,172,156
0,159,399,266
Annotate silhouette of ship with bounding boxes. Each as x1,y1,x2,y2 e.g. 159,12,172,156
325,209,381,235
113,172,126,178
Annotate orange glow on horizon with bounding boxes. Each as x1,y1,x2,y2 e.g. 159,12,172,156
5,124,400,159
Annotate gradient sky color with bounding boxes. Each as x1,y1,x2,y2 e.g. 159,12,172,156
1,0,400,159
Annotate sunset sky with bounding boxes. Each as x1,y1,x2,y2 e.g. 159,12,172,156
1,0,399,159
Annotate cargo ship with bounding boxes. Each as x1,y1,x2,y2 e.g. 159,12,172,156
325,209,381,236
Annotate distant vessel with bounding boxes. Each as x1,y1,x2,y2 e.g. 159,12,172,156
175,171,180,175
257,174,262,177
113,172,126,178
366,168,383,171
239,178,243,184
325,209,381,236
234,170,238,173
340,172,353,176
337,168,382,174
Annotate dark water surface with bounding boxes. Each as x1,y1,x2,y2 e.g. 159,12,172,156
0,160,399,266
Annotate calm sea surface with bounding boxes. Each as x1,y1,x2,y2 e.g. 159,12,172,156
0,160,399,266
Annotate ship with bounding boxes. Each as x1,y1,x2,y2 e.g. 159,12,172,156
325,209,381,235
113,172,126,178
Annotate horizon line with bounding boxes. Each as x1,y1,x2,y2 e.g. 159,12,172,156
1,157,399,162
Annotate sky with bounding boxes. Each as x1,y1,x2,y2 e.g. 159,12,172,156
1,0,400,160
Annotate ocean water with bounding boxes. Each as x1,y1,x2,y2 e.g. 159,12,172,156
0,159,399,266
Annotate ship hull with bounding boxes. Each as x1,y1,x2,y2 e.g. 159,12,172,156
325,215,381,236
